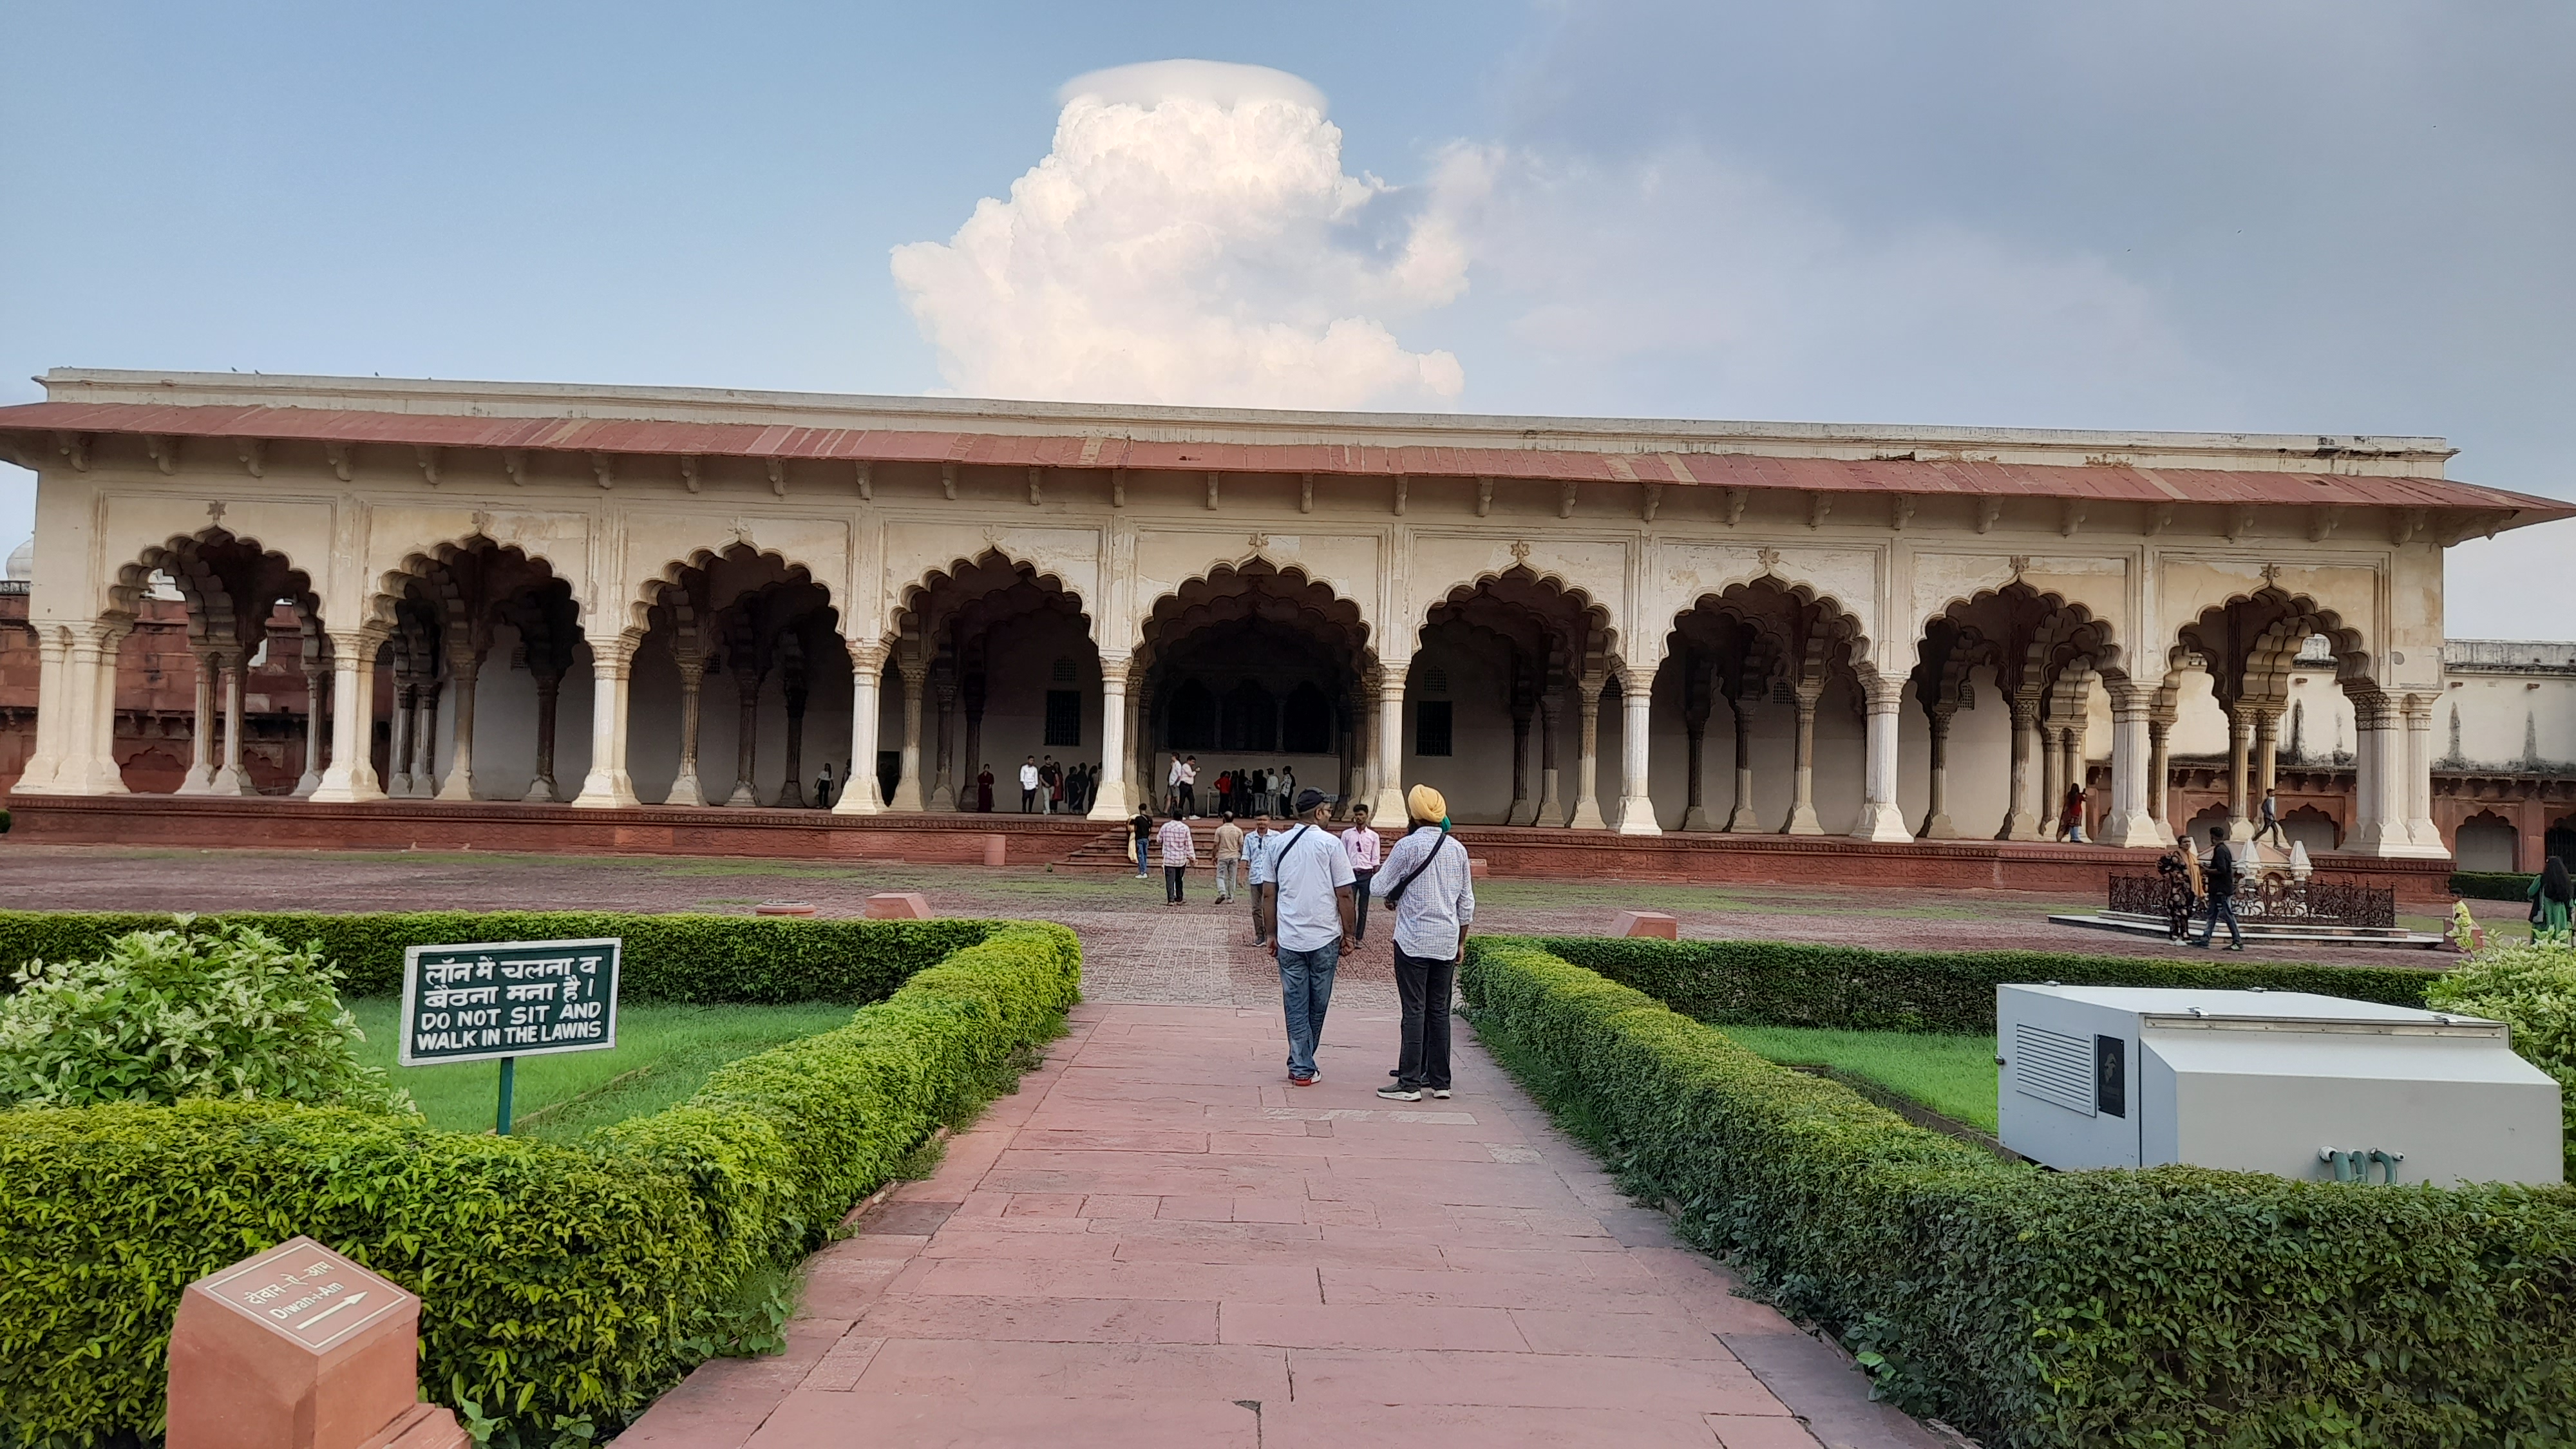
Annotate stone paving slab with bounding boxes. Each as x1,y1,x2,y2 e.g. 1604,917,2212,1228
621,999,1956,1449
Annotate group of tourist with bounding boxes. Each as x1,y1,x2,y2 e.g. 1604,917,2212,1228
980,756,1101,814
1132,788,1472,1098
1160,755,1303,818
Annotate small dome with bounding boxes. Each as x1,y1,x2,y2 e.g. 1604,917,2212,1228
4,538,30,582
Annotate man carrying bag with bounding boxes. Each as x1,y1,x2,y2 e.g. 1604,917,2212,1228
1262,789,1356,1086
1374,785,1475,1102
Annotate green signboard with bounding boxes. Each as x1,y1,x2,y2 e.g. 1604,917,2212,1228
397,938,621,1067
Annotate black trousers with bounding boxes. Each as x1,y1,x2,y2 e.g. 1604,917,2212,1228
1164,865,1187,904
1350,869,1376,940
1393,947,1455,1090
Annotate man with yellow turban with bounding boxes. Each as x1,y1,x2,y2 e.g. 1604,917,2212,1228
1374,784,1475,1102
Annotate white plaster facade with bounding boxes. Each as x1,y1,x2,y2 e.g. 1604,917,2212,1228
3,368,2564,860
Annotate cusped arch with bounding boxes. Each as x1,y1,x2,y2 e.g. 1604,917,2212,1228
893,548,1090,645
1424,564,1618,659
2173,585,2373,706
632,540,846,639
112,528,319,658
1671,575,1876,692
1923,582,2125,685
374,535,576,632
1139,560,1374,672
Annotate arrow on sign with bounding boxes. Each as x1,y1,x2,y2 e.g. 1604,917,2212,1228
300,1292,367,1332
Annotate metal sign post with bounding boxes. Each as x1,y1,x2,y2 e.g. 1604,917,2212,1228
396,938,622,1135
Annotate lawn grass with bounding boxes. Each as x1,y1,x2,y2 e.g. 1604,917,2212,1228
1715,1023,2002,1132
345,998,857,1140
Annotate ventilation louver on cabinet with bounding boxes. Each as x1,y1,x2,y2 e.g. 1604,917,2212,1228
2012,1022,2096,1117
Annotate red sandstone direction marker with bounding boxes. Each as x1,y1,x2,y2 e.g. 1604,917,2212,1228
169,1236,466,1449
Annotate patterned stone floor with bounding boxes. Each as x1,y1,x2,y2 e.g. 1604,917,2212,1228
618,1000,1947,1449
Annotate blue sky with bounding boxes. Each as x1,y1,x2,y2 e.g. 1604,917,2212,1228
3,1,2569,632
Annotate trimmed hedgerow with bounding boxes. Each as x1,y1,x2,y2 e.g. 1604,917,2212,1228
0,910,988,1003
2428,943,2576,1178
1524,934,2436,1034
1463,938,2576,1449
0,918,1080,1449
2452,871,2539,902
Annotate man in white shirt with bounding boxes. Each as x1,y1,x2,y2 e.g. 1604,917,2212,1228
1018,757,1040,813
1179,755,1199,816
1262,788,1356,1085
1243,813,1277,945
1339,805,1383,942
1167,755,1187,814
1374,784,1476,1102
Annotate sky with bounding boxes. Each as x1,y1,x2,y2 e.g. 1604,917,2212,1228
1,1,2569,632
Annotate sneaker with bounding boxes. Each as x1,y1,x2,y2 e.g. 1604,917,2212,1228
1289,1074,1318,1086
1430,1088,1452,1099
1377,1086,1422,1101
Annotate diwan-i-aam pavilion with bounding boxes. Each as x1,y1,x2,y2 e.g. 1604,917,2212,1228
0,368,2562,884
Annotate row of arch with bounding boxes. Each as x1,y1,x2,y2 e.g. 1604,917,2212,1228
16,525,2439,858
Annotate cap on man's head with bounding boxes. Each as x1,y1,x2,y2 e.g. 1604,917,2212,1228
1295,788,1328,814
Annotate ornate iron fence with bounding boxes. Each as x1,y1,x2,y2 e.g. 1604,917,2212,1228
2109,873,2396,929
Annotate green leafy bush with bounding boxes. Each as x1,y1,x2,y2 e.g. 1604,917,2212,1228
1520,934,2436,1034
1463,937,2576,1449
0,910,988,1003
0,916,1080,1449
2427,942,2576,1177
0,921,405,1112
2451,871,2537,901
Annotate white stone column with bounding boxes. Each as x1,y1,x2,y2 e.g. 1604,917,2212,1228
2037,721,2063,832
1723,696,1761,833
1122,681,1146,812
2001,698,2041,839
524,668,563,802
1090,656,1132,822
410,680,442,795
310,631,386,802
1781,683,1824,835
833,642,886,815
890,663,929,811
1569,676,1609,829
1615,675,1662,836
1679,688,1712,833
2347,691,2441,857
1919,708,1956,838
2061,724,2087,835
1507,700,1537,826
175,651,218,794
294,661,327,798
724,664,763,807
206,656,256,795
384,681,415,797
1850,676,1912,842
2405,695,2444,852
60,623,134,795
667,654,708,806
15,629,72,794
570,636,640,809
1535,690,1565,826
2100,685,2164,848
2224,708,2254,840
2146,716,2174,845
928,676,957,811
1370,665,1409,823
435,653,481,801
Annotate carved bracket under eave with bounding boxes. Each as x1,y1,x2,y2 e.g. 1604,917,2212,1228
323,442,354,482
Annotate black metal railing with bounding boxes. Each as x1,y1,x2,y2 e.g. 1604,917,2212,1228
2110,873,2396,929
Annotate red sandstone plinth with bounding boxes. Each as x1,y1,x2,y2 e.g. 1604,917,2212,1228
982,834,1007,867
168,1236,465,1449
1615,909,1680,939
754,900,818,916
864,892,933,920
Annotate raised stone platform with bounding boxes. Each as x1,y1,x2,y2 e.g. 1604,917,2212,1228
1,794,2458,902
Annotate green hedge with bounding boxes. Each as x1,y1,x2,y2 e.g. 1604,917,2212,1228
2452,871,2537,902
1526,935,2437,1033
0,910,990,1003
0,917,1081,1449
1462,939,2576,1448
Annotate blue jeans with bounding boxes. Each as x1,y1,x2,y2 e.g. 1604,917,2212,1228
1276,942,1341,1079
2198,894,2242,947
1134,835,1151,877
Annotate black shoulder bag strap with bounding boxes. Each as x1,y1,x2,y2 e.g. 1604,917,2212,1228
1378,828,1452,907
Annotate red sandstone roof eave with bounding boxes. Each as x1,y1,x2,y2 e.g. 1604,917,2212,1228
0,399,2568,524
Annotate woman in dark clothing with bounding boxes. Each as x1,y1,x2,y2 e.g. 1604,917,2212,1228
2529,856,2573,942
976,764,994,813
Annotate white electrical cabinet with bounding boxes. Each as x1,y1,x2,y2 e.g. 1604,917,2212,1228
1996,985,2563,1186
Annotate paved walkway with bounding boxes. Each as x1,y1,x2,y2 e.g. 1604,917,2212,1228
623,999,1944,1449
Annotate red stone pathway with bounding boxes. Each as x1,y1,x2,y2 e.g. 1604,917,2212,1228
621,1001,1946,1449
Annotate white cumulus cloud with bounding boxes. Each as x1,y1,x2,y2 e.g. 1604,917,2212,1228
891,60,1466,411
